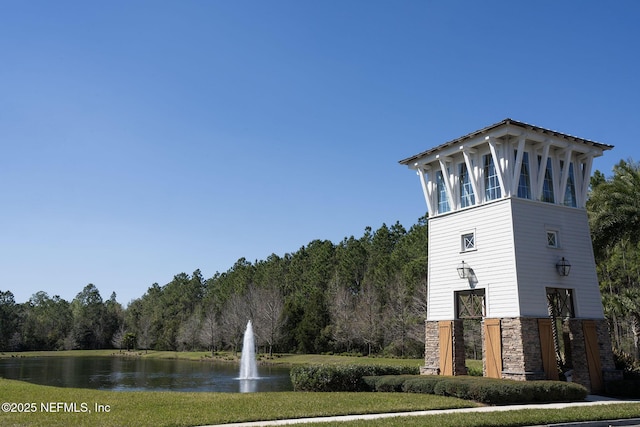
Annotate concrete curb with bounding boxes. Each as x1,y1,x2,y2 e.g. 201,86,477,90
197,397,639,427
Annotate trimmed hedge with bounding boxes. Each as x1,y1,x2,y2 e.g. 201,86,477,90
290,365,587,404
363,375,414,392
369,375,588,404
290,364,419,392
402,376,442,394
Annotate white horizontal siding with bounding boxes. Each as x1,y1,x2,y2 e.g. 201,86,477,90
427,197,604,321
427,199,519,321
511,199,604,319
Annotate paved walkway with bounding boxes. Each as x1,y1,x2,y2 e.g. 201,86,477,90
198,396,639,427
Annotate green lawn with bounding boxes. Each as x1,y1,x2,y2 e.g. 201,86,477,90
3,351,639,427
264,353,424,367
301,404,640,427
2,377,640,427
0,377,476,427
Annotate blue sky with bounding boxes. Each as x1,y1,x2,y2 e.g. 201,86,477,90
1,1,638,305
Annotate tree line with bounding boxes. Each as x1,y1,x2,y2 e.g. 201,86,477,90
1,158,639,360
0,219,429,357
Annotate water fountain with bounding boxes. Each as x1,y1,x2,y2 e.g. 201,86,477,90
239,320,258,380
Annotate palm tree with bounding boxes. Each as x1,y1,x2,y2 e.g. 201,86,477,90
619,288,640,360
602,291,626,353
588,161,640,358
588,159,640,259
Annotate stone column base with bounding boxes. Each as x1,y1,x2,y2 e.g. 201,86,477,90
421,319,466,376
501,371,547,381
422,320,439,375
420,366,440,375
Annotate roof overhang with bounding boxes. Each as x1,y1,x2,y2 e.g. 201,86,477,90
398,118,614,167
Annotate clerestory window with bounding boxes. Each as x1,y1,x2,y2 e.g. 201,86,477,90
517,151,531,199
459,163,475,208
540,156,555,203
436,170,450,214
483,155,501,201
562,161,577,207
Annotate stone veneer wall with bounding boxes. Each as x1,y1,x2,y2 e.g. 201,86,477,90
596,319,623,383
566,319,589,390
421,320,439,375
567,318,622,392
420,320,467,376
496,318,546,381
422,317,621,388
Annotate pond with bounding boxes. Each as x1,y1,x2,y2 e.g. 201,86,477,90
0,356,292,393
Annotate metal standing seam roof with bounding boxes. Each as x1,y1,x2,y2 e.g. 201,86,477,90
398,118,614,166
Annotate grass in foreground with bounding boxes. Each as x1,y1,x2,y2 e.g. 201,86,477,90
301,404,640,427
5,351,634,427
3,377,640,427
0,378,476,427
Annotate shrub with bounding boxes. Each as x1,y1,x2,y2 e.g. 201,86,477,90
466,379,532,404
291,365,588,404
290,365,419,392
614,349,640,379
362,376,381,390
526,380,587,402
372,375,587,405
366,375,415,392
433,377,466,399
402,376,443,394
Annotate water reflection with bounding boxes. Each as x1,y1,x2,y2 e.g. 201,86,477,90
0,357,292,392
238,379,258,393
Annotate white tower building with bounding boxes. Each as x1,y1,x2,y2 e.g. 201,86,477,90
399,119,620,392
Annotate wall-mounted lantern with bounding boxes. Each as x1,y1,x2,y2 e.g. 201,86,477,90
457,261,471,279
556,257,571,277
